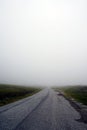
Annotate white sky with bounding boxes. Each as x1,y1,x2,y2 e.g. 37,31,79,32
0,0,87,86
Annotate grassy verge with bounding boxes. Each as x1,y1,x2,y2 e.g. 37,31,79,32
0,84,42,106
53,86,87,105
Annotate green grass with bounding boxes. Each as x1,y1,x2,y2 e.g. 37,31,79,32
54,86,87,105
0,84,42,106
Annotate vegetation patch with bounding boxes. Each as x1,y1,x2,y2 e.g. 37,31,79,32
54,86,87,105
0,84,42,106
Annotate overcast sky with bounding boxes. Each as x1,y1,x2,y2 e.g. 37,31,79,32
0,0,87,86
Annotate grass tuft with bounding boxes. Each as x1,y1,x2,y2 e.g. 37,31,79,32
0,84,42,106
54,86,87,105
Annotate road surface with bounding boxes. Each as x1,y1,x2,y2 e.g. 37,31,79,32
0,88,87,130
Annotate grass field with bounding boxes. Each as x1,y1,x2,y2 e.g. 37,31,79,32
0,84,42,106
54,86,87,105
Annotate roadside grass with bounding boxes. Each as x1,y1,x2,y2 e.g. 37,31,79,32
53,86,87,105
0,84,42,106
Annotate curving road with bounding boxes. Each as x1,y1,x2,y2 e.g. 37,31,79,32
0,88,87,130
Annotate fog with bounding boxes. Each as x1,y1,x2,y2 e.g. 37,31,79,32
0,0,87,87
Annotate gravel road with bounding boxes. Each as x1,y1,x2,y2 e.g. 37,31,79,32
0,88,87,130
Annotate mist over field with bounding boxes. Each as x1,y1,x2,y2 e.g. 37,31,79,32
0,0,87,87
